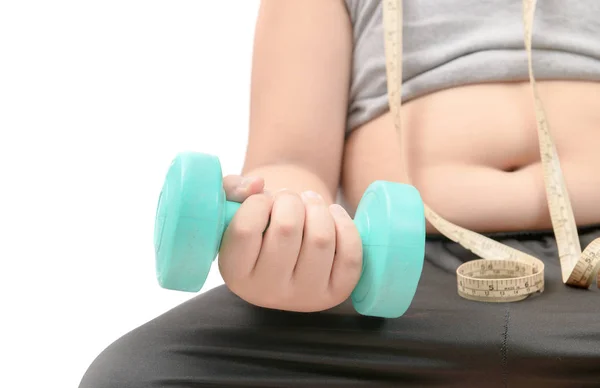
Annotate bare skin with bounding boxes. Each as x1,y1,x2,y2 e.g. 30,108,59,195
218,0,600,313
343,80,600,233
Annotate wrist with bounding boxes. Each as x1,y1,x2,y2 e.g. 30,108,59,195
243,162,336,204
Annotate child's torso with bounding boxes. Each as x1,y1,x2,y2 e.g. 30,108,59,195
341,1,600,233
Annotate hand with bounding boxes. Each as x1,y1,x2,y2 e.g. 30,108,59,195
218,175,363,312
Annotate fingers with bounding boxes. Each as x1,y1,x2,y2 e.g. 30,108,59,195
253,190,305,289
292,191,336,286
219,183,363,312
223,175,265,202
219,192,273,284
328,204,363,298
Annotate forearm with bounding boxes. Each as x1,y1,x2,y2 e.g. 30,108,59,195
243,162,337,205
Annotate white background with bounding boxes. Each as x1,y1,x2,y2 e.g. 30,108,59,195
0,1,260,386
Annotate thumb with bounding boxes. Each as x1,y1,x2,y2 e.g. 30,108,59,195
223,175,265,203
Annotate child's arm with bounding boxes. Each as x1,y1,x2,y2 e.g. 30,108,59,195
241,0,352,203
218,0,362,313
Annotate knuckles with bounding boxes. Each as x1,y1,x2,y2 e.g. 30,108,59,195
306,231,335,249
270,191,304,238
343,251,363,273
247,192,274,210
229,193,274,238
270,218,302,238
228,222,256,240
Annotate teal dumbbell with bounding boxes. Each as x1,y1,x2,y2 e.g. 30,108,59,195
154,152,426,318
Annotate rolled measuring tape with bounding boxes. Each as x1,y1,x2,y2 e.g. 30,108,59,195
382,0,600,302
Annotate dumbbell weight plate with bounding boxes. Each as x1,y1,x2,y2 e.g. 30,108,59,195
351,181,426,318
154,152,228,292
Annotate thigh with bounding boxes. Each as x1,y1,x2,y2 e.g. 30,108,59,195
79,231,600,387
504,233,600,387
78,262,509,388
507,288,600,387
426,229,600,387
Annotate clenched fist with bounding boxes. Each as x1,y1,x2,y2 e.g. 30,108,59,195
218,175,363,312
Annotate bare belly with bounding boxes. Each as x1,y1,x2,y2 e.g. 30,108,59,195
341,80,600,234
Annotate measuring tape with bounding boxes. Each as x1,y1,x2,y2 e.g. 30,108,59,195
382,0,600,302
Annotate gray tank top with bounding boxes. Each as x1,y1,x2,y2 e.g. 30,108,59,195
344,0,600,132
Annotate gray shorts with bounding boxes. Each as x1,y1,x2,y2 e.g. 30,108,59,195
79,225,600,387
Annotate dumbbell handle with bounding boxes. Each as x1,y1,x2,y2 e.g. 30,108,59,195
222,200,241,234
